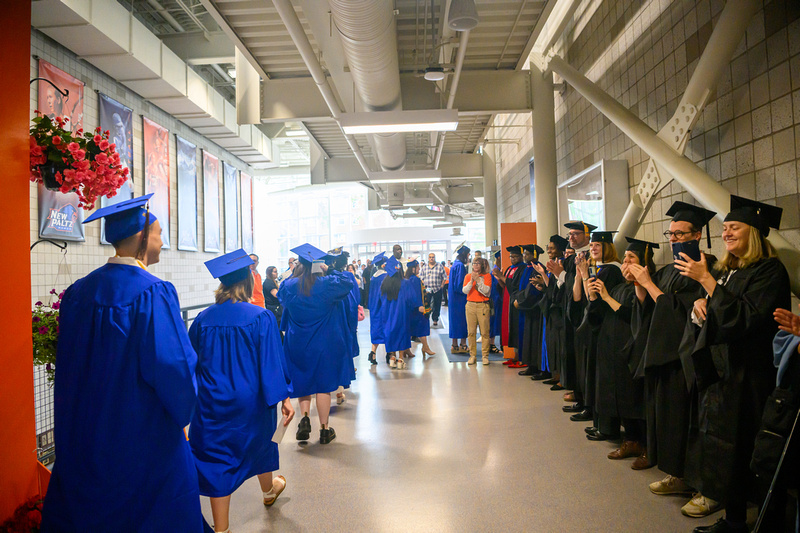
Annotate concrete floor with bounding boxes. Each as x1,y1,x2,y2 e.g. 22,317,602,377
201,311,724,533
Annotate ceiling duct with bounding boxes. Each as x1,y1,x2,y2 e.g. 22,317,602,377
328,0,406,171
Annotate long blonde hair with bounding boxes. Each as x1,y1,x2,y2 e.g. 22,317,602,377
715,225,777,273
214,272,254,304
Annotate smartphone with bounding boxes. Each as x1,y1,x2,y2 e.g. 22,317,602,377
672,240,701,262
588,265,597,279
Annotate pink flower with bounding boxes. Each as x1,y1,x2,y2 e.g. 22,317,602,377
38,326,48,335
99,140,109,151
58,291,65,299
52,301,60,310
33,316,41,323
52,136,62,145
74,149,86,161
50,289,56,295
35,301,43,306
95,153,108,165
67,142,80,152
93,134,102,143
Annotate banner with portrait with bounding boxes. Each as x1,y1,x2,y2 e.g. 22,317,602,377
98,93,134,244
143,117,170,248
203,150,221,253
240,172,253,253
176,136,198,251
223,162,239,253
37,60,85,241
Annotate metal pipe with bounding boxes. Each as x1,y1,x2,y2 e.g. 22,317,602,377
271,0,372,177
434,29,469,168
146,0,184,32
548,54,800,295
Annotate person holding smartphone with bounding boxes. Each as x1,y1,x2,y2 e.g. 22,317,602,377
569,231,624,425
625,201,719,517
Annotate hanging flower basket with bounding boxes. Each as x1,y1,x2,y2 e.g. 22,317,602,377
32,289,64,383
30,113,130,209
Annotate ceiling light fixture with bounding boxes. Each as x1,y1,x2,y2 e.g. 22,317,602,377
285,130,307,137
424,66,446,81
447,0,479,31
340,109,458,135
227,68,236,79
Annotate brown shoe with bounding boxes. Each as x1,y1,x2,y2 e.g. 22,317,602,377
563,392,575,402
631,451,654,470
607,440,645,460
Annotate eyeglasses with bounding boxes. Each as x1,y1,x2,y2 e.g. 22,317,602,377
567,231,584,237
663,230,697,239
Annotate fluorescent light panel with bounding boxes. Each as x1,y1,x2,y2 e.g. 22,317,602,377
341,109,458,135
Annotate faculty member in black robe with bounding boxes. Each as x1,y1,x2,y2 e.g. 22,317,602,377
676,196,790,533
516,245,546,375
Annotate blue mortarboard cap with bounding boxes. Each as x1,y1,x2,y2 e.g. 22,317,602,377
291,243,327,264
83,193,158,244
204,248,254,286
372,251,387,265
494,250,501,259
455,241,470,254
385,255,402,273
407,257,419,268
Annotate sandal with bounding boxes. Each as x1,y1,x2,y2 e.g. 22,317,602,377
389,357,397,369
489,345,501,354
367,351,377,365
263,475,286,507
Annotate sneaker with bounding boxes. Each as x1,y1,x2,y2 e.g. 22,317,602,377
482,356,489,365
649,475,693,495
320,426,336,445
681,493,720,517
295,415,311,441
467,355,477,365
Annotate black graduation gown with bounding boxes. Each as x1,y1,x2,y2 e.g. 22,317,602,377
505,264,525,349
634,263,707,476
539,273,563,374
558,253,582,390
572,264,624,408
516,263,544,368
682,257,790,503
589,282,644,421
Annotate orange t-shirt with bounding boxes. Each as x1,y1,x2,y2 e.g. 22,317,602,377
463,272,492,302
251,270,266,308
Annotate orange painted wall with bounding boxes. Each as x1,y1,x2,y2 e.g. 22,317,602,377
499,222,537,358
0,0,39,521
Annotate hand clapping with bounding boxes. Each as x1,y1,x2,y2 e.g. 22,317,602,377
774,304,800,336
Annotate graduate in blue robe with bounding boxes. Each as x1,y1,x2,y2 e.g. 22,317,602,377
278,243,354,445
42,194,206,533
405,258,436,356
448,243,470,352
189,250,294,532
367,252,388,364
489,251,504,352
380,256,423,369
325,248,360,403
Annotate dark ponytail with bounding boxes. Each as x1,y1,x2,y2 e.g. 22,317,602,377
381,270,403,301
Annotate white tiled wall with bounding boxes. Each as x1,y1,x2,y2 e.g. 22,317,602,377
30,30,251,309
494,0,800,265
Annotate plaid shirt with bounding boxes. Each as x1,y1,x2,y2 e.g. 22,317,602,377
419,261,446,292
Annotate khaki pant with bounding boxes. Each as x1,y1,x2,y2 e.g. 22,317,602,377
465,301,491,358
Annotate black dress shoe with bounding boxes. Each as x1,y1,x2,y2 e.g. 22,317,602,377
562,403,584,413
693,518,748,533
531,371,551,381
518,367,536,376
586,431,620,441
569,408,593,421
319,426,336,445
550,384,566,391
542,377,559,385
296,415,311,441
584,426,598,434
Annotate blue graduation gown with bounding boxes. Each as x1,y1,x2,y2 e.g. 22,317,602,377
188,301,292,497
447,260,468,339
408,274,430,337
490,274,503,338
278,271,354,397
41,263,203,533
368,270,387,344
381,276,422,353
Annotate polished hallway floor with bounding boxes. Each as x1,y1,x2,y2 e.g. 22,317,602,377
201,311,724,532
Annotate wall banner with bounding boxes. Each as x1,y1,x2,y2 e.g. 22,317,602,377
176,136,198,251
203,150,221,253
98,93,134,244
37,60,85,241
143,117,170,248
223,162,239,253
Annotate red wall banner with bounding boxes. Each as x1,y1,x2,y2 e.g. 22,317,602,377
143,117,170,248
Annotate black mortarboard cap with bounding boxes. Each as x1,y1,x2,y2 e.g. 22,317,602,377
550,235,569,251
522,244,545,259
83,193,158,244
590,231,617,244
506,245,523,255
724,195,782,236
564,220,597,234
625,237,660,258
205,248,254,286
665,201,717,247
